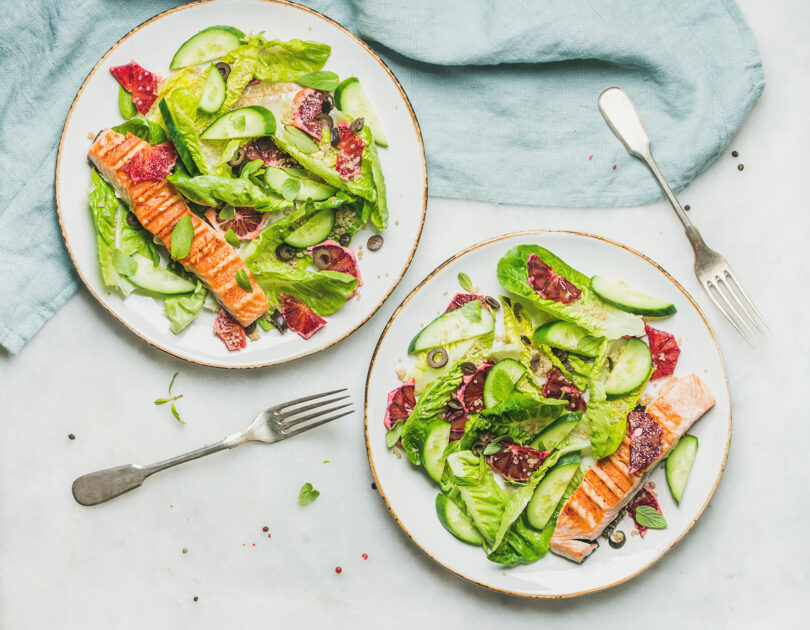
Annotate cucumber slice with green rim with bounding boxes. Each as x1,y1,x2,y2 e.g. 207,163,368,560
198,65,227,114
666,434,698,504
334,77,389,147
529,413,581,450
264,167,336,201
283,209,335,248
159,99,199,176
532,321,602,358
200,107,276,140
170,25,245,70
604,338,653,398
483,358,526,408
422,420,451,482
526,453,581,530
126,254,196,295
408,305,496,354
591,275,676,317
435,494,483,545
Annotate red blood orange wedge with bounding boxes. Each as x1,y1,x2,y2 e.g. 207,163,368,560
627,411,662,474
280,294,325,339
335,122,365,180
309,240,361,297
487,443,549,482
443,408,469,442
213,308,246,351
293,88,326,141
205,206,268,240
383,379,416,430
527,253,582,304
122,142,177,182
444,293,486,313
645,324,680,380
542,367,586,412
244,137,297,168
457,363,493,414
110,62,161,114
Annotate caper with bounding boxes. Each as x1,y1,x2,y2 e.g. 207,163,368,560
460,362,477,375
367,234,384,251
484,296,500,311
608,530,626,549
275,243,296,261
228,147,246,167
330,126,341,147
427,347,448,369
215,62,231,82
349,117,365,133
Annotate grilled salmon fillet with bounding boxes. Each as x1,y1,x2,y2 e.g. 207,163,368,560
88,130,268,327
550,374,715,563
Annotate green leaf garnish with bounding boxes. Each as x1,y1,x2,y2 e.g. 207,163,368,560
118,86,137,119
296,70,340,91
281,178,301,202
170,402,185,424
112,250,137,276
240,159,263,180
218,205,236,221
482,435,506,456
298,482,320,506
457,272,473,293
156,373,185,424
634,505,667,529
235,269,253,292
385,420,404,449
489,370,515,404
170,215,194,260
458,299,482,323
224,228,241,249
168,371,179,394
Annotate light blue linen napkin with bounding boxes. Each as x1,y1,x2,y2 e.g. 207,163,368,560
0,0,763,354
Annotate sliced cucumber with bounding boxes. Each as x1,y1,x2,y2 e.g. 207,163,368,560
591,275,676,317
170,25,245,70
435,494,483,545
159,99,198,175
532,321,602,358
334,77,389,147
284,209,335,248
604,338,652,398
200,107,276,140
422,420,451,482
526,453,581,530
666,434,698,504
264,167,336,201
198,65,227,114
127,254,196,295
408,305,496,354
529,413,581,450
483,358,526,408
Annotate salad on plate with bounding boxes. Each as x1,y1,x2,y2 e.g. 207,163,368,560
86,25,388,350
382,244,714,566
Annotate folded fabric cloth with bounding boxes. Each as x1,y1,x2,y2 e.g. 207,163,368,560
0,0,763,353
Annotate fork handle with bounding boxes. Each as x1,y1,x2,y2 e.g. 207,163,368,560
598,88,696,233
72,433,244,506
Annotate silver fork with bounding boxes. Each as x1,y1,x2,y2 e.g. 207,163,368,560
72,389,352,506
598,87,768,344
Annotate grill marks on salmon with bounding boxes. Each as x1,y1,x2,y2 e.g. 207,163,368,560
88,130,268,327
550,374,715,563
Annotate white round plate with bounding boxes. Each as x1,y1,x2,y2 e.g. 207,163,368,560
365,231,730,598
56,0,426,368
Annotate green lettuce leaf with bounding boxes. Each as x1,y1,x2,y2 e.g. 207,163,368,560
479,393,567,444
219,44,259,114
251,263,356,315
161,89,211,175
111,117,167,145
88,169,157,297
487,513,554,566
497,245,644,339
445,451,508,546
361,125,388,229
163,281,207,334
412,338,477,396
167,173,292,211
250,36,331,82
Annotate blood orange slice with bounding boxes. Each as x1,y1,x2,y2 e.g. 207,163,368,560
627,484,663,538
335,122,365,180
457,363,492,414
244,137,297,168
542,367,586,412
443,407,469,442
527,253,581,304
486,443,549,482
444,293,486,313
293,88,326,141
122,142,177,182
627,411,662,474
205,206,268,240
110,62,161,114
280,294,325,339
645,324,680,380
309,240,361,297
213,308,246,351
384,379,416,430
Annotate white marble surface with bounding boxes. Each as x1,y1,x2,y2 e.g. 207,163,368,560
1,1,808,627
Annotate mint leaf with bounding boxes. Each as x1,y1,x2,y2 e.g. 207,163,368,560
458,299,482,323
299,482,320,506
170,215,194,260
490,369,515,404
634,505,667,529
235,269,253,292
457,272,473,293
218,205,236,221
385,420,404,449
118,86,137,119
281,177,301,202
283,125,319,154
240,159,263,180
112,250,137,276
296,71,339,91
224,228,241,249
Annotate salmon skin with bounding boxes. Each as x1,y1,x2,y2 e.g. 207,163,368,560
550,374,715,563
88,130,268,327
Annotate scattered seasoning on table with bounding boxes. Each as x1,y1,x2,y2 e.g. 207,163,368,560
262,526,269,532
612,164,617,170
371,482,377,490
323,460,329,464
335,566,342,574
732,150,739,157
267,534,272,539
252,543,256,547
193,596,198,602
738,163,744,171
588,154,594,160
170,505,174,509
684,204,691,211
182,548,188,554
361,553,368,560
68,433,76,440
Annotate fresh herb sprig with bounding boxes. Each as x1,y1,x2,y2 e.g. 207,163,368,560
634,505,667,529
155,372,185,424
299,482,320,506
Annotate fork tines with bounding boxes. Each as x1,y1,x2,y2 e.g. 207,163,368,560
275,389,353,437
703,266,769,345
